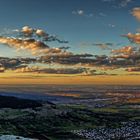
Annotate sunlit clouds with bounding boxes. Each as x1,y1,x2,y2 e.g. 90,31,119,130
1,5,140,77
1,23,140,75
132,7,140,21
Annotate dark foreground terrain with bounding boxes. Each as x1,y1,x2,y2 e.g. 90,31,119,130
0,85,139,140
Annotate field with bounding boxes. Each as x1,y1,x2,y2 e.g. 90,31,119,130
0,85,139,139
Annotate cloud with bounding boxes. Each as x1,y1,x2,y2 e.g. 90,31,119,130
0,26,69,56
80,42,113,50
39,53,94,65
35,29,47,37
132,7,140,21
15,66,86,74
77,10,84,15
122,32,140,44
103,0,133,8
0,37,57,55
0,26,101,68
72,10,84,15
99,12,107,17
18,26,69,43
119,0,133,8
93,43,113,50
21,26,34,37
110,45,140,66
111,46,134,55
108,23,116,28
72,10,93,18
2,25,140,74
0,57,36,70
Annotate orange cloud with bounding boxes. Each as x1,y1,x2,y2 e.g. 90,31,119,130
132,7,140,21
112,46,133,55
122,33,140,44
0,37,62,56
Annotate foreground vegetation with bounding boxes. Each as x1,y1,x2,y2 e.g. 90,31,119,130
0,84,140,140
0,95,139,140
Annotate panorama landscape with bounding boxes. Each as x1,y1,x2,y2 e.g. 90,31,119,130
0,0,140,140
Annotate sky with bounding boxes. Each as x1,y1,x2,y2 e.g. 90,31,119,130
0,0,139,55
0,0,140,84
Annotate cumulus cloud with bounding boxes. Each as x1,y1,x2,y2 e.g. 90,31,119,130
132,7,140,21
2,25,140,74
112,46,134,55
109,45,140,66
0,57,36,71
0,25,98,67
20,26,48,38
0,37,60,55
21,26,34,37
122,32,140,44
35,29,47,37
18,26,68,43
0,26,69,56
